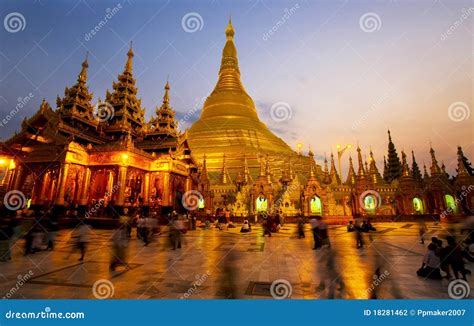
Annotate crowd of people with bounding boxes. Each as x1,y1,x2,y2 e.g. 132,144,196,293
1,205,473,296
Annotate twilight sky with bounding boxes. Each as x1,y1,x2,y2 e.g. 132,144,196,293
0,0,472,177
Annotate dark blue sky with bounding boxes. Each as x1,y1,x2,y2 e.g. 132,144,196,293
0,0,472,175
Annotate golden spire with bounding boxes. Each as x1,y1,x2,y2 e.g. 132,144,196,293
226,16,235,40
357,145,365,176
456,147,470,177
221,154,229,184
429,146,441,175
401,150,411,177
125,41,134,73
78,52,89,83
330,152,340,184
346,156,356,185
163,80,170,105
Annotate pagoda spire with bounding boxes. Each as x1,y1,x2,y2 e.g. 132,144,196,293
356,145,365,177
125,41,133,73
368,150,383,184
56,52,97,131
201,155,209,181
401,150,411,177
212,17,244,94
78,52,89,84
456,146,474,176
411,150,423,183
309,150,316,178
346,156,356,185
386,129,402,182
330,152,341,184
221,154,230,184
105,45,145,138
429,146,442,175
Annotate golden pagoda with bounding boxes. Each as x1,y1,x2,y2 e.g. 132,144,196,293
188,19,298,175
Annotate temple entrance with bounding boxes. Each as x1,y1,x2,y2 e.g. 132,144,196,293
363,194,377,215
444,194,457,214
198,197,205,209
412,197,424,214
256,196,268,213
310,196,322,215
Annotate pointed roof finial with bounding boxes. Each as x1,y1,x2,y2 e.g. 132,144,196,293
225,15,235,39
78,51,89,83
163,79,170,104
125,41,134,72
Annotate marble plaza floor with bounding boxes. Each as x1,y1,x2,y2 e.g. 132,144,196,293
0,221,473,299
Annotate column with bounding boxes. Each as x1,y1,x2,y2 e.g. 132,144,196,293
11,165,23,191
38,172,49,205
115,166,127,206
143,172,150,205
185,176,192,193
162,171,170,206
55,163,70,205
79,168,91,205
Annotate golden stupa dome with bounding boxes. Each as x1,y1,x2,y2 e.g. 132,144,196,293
188,19,298,175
